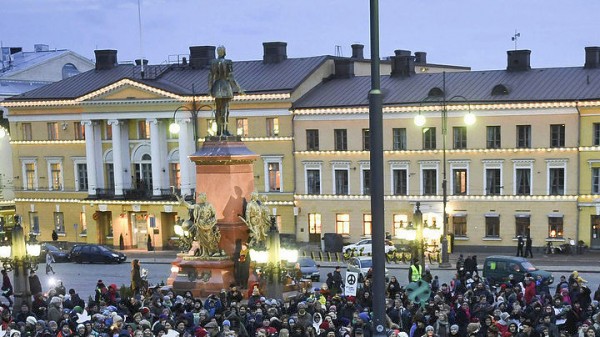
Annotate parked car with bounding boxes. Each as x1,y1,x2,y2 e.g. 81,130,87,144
293,257,321,281
39,243,69,263
346,256,389,282
344,238,396,255
68,244,127,264
482,255,553,286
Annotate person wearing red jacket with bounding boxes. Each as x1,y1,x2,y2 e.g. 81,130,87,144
524,277,537,305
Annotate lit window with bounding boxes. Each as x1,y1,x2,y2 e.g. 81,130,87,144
309,213,322,234
170,163,181,189
50,162,63,190
236,118,248,136
548,216,563,238
263,156,283,192
336,214,350,234
47,122,59,140
363,214,372,235
138,121,150,139
74,122,85,140
54,212,65,234
266,118,279,136
393,214,408,237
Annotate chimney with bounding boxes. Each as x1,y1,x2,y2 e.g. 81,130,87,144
414,51,427,64
135,59,149,66
263,42,287,64
94,50,118,70
584,47,600,69
189,46,215,69
351,44,364,60
390,50,415,77
507,50,531,71
334,58,354,78
34,44,49,52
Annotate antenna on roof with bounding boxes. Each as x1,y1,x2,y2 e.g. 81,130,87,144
335,45,343,57
138,0,145,78
511,30,520,50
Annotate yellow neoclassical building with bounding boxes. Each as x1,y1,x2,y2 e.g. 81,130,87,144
3,43,600,252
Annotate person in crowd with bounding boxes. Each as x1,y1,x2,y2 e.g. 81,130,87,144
1,269,12,306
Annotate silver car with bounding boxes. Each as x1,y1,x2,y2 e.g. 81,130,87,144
346,256,389,282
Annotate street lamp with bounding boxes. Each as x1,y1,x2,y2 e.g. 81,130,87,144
169,103,213,152
413,74,474,268
0,216,41,309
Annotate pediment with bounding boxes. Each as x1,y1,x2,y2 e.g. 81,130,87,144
77,79,180,102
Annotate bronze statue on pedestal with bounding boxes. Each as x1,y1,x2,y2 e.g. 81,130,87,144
176,193,222,257
208,45,244,136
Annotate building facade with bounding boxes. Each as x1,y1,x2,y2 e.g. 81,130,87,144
3,43,600,252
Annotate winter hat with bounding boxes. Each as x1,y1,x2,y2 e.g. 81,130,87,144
26,317,37,326
398,333,408,337
425,326,434,332
222,320,231,326
467,322,480,334
358,312,370,322
500,312,510,322
450,325,459,331
76,324,85,331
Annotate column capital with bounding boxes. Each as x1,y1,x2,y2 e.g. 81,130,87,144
146,118,160,125
81,120,96,126
107,119,121,126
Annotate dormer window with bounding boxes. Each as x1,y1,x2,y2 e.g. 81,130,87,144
492,84,509,96
428,87,444,98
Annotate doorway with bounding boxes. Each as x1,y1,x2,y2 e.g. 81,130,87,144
96,211,113,246
130,212,148,249
591,215,600,249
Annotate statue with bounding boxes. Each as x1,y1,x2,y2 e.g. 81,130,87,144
176,193,222,257
240,192,268,247
208,45,244,136
259,195,273,231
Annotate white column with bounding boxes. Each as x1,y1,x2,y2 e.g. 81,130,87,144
82,121,97,197
148,118,162,197
108,119,124,197
178,118,192,197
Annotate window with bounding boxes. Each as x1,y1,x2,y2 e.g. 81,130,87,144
74,122,85,140
138,121,150,139
304,162,322,194
485,215,500,237
515,215,530,237
62,63,80,79
308,213,322,235
105,163,115,189
515,168,531,195
306,130,319,151
393,214,408,237
593,167,600,194
334,169,349,195
49,162,63,190
422,169,437,195
76,163,88,191
362,129,370,151
47,122,59,140
80,212,87,235
266,118,279,136
361,167,371,195
392,169,408,195
267,162,281,192
548,216,563,238
516,125,531,148
392,128,407,150
236,118,248,137
29,212,39,234
207,119,217,136
453,169,467,195
22,123,32,141
487,126,501,149
336,214,350,234
334,129,347,151
170,163,181,189
452,215,467,237
550,124,565,147
54,212,65,234
594,123,600,146
453,126,467,149
486,169,502,195
22,160,37,190
306,170,321,194
363,214,372,235
423,127,436,150
549,168,565,195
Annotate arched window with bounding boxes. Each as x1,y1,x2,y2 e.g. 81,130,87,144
491,84,509,96
428,87,444,98
62,63,80,79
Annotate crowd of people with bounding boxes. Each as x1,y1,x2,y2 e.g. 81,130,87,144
0,256,597,337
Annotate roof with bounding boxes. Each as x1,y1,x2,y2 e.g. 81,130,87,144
0,49,86,78
7,56,330,101
0,79,51,97
293,66,600,109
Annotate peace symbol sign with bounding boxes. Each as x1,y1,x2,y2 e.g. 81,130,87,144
347,274,357,285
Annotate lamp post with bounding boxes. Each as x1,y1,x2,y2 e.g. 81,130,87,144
169,103,213,152
413,73,474,268
0,215,41,310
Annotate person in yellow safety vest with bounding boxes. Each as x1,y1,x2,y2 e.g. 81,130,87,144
409,258,422,282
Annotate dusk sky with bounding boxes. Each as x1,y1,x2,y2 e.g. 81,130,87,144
2,0,599,71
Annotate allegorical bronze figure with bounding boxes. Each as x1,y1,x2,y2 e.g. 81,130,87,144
208,46,244,136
